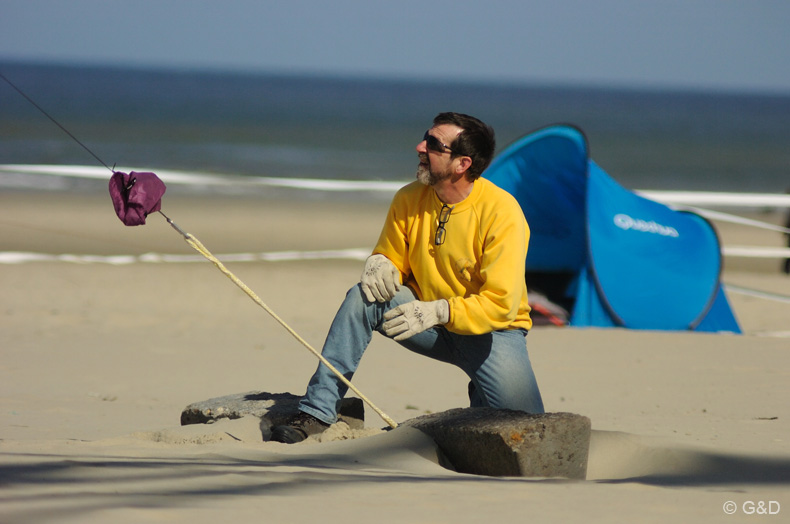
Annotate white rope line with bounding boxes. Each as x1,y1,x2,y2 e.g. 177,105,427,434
725,284,790,305
679,206,790,235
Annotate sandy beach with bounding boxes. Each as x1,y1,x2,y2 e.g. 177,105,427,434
1,186,789,523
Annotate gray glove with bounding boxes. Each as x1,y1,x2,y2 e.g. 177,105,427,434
382,299,450,341
360,254,400,303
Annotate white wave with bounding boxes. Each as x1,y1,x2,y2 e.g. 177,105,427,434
0,248,370,265
638,189,790,208
5,164,790,204
0,164,404,192
722,246,790,258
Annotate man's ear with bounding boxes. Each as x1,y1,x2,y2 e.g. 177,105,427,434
455,155,473,174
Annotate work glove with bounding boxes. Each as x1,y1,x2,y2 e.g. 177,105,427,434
382,299,450,341
360,254,401,303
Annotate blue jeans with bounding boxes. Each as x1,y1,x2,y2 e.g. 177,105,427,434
298,284,545,424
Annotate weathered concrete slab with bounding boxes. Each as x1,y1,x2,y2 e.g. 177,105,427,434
404,408,591,479
181,391,364,441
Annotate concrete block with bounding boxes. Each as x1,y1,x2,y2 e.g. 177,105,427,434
404,408,590,479
181,391,364,440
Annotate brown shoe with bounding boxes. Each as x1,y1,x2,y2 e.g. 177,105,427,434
271,411,330,443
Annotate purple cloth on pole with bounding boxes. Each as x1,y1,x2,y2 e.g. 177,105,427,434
109,171,167,226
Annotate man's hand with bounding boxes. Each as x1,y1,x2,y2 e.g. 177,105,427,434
382,300,450,341
360,254,401,303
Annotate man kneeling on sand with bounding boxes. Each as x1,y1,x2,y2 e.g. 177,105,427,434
272,112,544,443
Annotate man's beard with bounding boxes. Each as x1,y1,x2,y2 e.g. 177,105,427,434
416,163,436,186
416,156,450,186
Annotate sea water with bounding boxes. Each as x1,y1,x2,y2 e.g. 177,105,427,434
1,61,788,193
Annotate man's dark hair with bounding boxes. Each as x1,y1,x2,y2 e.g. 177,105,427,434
433,112,496,181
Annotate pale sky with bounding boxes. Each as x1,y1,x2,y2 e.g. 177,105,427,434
1,0,789,93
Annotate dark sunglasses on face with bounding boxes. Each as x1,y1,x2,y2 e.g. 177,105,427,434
423,130,453,154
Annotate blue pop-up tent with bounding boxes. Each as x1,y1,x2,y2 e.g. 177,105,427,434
484,124,740,333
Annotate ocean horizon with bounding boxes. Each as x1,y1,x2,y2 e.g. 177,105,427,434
2,60,789,193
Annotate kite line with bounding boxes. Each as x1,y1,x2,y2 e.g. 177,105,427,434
1,70,398,429
0,72,113,171
175,226,398,428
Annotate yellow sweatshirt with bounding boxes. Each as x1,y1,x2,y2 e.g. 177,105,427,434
373,178,532,335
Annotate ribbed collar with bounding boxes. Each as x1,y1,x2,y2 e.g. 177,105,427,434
431,179,484,214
